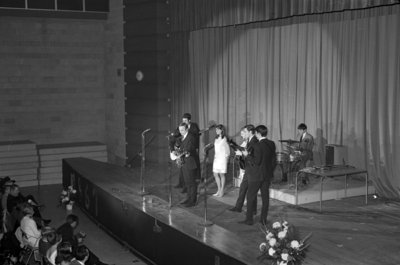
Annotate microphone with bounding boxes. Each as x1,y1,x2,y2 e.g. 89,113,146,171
142,128,151,136
199,124,216,135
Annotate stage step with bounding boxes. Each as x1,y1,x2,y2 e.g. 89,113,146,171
0,140,39,186
38,142,108,185
0,162,39,171
0,140,36,152
40,156,107,167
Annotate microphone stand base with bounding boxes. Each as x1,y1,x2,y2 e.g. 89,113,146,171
139,191,150,196
198,220,213,227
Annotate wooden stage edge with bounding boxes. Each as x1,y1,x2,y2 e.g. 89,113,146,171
62,158,260,265
62,158,400,265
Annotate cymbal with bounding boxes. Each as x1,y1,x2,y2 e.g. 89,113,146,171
279,139,299,143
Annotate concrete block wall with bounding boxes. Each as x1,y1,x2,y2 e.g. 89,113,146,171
0,1,127,166
0,16,106,144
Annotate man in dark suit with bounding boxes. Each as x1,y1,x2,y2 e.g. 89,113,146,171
296,123,314,185
178,122,200,207
173,113,200,192
229,125,258,213
182,113,200,149
297,123,314,167
239,125,276,225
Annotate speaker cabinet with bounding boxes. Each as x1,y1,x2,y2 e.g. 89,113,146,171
325,144,347,165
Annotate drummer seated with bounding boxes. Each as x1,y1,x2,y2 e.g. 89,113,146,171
297,123,314,165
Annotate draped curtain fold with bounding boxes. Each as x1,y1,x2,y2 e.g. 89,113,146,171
171,5,400,198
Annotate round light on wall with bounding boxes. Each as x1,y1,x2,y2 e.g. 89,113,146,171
136,70,144,81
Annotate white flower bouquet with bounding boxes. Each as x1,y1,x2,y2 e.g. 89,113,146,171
258,220,311,265
59,186,77,210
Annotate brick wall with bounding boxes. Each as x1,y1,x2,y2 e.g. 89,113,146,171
0,1,126,165
0,16,106,144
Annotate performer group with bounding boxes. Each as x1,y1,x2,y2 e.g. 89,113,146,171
169,113,314,225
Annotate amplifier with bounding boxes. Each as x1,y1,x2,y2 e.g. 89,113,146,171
325,144,347,165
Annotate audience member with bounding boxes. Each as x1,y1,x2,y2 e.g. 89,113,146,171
71,245,90,265
47,241,72,265
15,204,41,248
7,184,50,230
57,214,79,247
39,227,60,257
57,215,109,265
1,184,12,233
55,254,74,265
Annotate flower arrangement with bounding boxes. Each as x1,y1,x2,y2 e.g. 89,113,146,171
59,186,77,210
258,220,311,265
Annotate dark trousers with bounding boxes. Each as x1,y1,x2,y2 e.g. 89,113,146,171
246,180,270,223
235,174,257,211
177,168,185,187
259,180,270,225
182,167,198,204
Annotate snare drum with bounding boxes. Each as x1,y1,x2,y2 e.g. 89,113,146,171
276,152,288,164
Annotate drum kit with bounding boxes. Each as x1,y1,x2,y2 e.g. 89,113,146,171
276,139,302,164
275,139,306,184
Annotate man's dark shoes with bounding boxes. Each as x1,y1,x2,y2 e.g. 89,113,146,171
238,219,253,225
181,187,187,193
174,184,183,189
229,207,242,213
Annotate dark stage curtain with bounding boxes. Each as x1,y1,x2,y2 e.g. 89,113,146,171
170,5,400,198
171,0,399,31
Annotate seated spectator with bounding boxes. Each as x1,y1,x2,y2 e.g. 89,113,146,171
55,254,74,265
57,215,109,265
71,245,90,265
0,176,15,190
47,240,72,265
1,184,12,233
39,227,61,257
7,184,50,229
15,204,41,248
57,214,79,247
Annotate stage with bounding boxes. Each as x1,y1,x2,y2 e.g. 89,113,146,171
62,158,400,265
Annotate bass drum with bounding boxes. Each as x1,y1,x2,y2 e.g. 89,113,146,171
289,151,302,162
276,152,288,164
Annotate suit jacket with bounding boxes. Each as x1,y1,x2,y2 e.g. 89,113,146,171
171,122,200,150
188,122,200,149
56,222,77,247
243,136,259,182
257,138,276,182
180,132,199,170
299,132,314,161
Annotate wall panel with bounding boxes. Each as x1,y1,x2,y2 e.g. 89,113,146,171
124,0,171,165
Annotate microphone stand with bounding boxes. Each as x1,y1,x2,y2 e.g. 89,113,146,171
168,159,172,208
198,146,213,227
139,128,151,196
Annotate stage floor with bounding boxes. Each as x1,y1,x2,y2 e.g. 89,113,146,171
61,158,400,265
133,161,400,265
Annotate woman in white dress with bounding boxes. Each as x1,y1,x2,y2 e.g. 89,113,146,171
212,124,230,197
